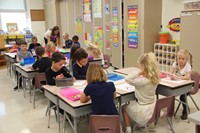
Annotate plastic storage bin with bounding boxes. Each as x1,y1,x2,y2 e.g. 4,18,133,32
24,57,35,65
159,32,169,44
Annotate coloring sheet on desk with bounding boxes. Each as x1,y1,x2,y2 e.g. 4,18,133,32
74,80,86,86
161,77,186,84
116,83,135,92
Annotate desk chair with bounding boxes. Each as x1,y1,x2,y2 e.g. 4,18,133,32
196,125,200,133
33,73,46,109
103,54,110,74
133,96,175,133
89,115,121,133
175,71,200,116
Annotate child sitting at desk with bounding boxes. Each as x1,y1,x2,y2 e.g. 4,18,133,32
45,52,72,85
122,52,160,133
63,32,72,48
45,41,56,58
72,48,89,80
9,39,22,53
32,46,52,73
170,49,192,120
28,36,41,54
72,35,80,47
80,63,118,115
16,40,33,63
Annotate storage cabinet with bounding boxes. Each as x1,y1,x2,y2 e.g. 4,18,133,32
154,43,179,73
0,47,9,67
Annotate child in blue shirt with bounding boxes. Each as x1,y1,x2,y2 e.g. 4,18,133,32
72,48,89,79
72,35,80,47
80,63,118,115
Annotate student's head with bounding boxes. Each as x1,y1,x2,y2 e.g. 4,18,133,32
46,41,56,53
74,48,88,66
20,40,28,52
62,32,69,40
87,43,101,58
72,35,79,43
32,36,38,44
51,26,60,37
15,39,24,48
177,49,192,67
138,52,160,85
86,63,107,84
70,44,80,60
51,52,66,71
35,46,45,58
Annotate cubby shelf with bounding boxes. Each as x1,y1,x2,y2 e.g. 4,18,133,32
154,43,179,73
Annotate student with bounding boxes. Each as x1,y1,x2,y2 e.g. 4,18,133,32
9,39,22,53
72,35,80,47
44,26,60,46
16,40,33,63
170,49,192,120
14,40,33,90
70,44,80,65
32,46,52,73
63,32,73,48
80,63,118,115
72,48,89,79
122,52,160,133
28,36,41,51
45,52,72,85
86,43,104,64
45,41,56,58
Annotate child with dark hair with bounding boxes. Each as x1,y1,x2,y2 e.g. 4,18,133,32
32,46,52,73
72,35,80,47
9,39,22,53
45,52,72,85
28,36,41,50
72,48,89,79
70,44,80,65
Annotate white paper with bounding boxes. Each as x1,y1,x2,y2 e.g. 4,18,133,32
161,77,186,84
115,83,135,92
74,80,86,86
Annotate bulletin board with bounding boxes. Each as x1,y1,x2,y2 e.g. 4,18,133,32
30,10,45,21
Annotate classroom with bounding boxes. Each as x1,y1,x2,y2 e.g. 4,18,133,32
0,0,200,133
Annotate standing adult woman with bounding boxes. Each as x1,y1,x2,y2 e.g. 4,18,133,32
44,26,60,47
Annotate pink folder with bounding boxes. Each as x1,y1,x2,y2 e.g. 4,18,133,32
60,88,81,101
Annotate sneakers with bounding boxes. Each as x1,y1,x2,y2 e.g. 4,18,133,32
13,86,18,91
181,113,187,120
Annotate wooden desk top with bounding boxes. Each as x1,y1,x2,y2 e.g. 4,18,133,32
188,111,200,125
114,67,139,75
5,52,17,58
14,63,38,72
160,78,194,88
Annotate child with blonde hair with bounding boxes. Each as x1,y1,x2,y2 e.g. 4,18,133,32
63,32,72,48
45,41,56,58
80,63,118,115
122,52,160,133
170,49,192,120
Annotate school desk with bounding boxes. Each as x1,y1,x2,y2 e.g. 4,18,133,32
114,67,139,75
88,57,103,65
188,111,200,125
14,63,38,102
5,52,16,77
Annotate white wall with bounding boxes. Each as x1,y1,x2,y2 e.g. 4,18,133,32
162,0,189,41
29,0,46,45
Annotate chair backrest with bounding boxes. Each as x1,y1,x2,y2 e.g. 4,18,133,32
103,54,110,69
89,115,121,133
148,96,175,124
34,73,46,89
190,71,200,95
196,124,200,133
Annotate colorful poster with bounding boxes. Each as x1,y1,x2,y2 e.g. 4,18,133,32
106,21,111,31
93,0,102,18
83,0,92,22
106,35,111,49
167,18,180,32
94,26,103,48
75,17,82,33
112,7,119,47
127,5,138,48
105,0,110,14
84,32,92,46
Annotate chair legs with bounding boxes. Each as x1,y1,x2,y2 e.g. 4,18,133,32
144,125,149,133
33,87,36,109
174,102,181,116
167,117,175,133
47,104,57,128
189,95,200,111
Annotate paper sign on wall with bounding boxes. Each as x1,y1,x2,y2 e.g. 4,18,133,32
105,0,110,14
93,0,102,18
75,17,82,33
84,32,92,46
83,0,92,22
127,5,138,48
94,26,103,48
112,7,119,47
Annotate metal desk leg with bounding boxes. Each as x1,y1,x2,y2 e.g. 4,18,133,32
57,99,60,133
73,117,77,133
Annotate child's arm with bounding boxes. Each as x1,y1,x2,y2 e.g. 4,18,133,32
178,71,191,80
113,92,117,99
80,92,90,103
61,66,72,78
45,70,56,85
16,55,20,63
32,60,39,69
